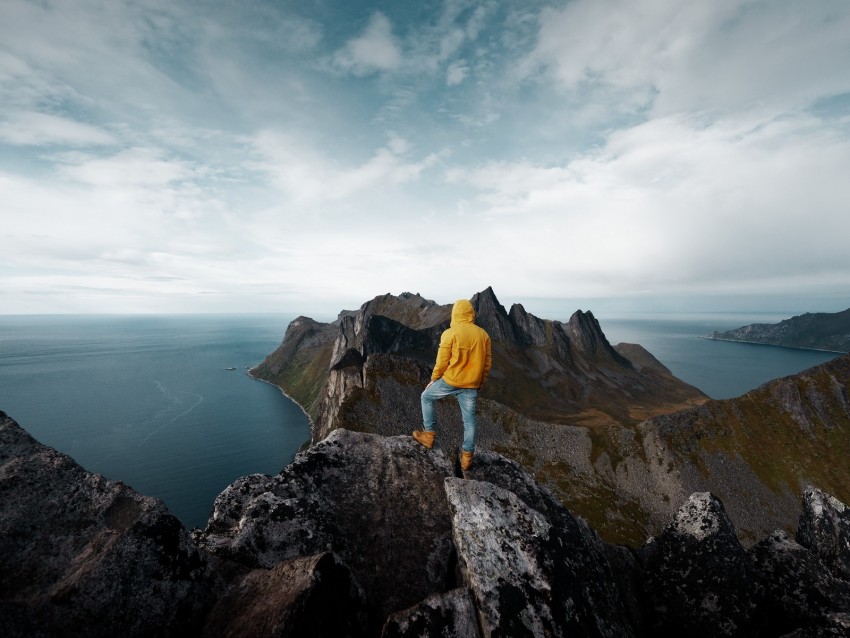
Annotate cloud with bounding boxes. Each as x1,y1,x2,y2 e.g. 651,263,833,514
1,0,849,314
249,131,439,203
54,147,197,187
446,111,850,296
446,62,468,86
0,111,116,146
524,0,850,117
332,12,402,75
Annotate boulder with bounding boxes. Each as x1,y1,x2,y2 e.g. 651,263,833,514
0,413,212,638
750,530,850,635
797,488,850,581
444,476,633,638
196,429,456,625
201,552,368,638
460,449,565,519
381,588,480,638
637,492,766,637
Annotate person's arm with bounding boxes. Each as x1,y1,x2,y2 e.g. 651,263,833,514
479,335,492,389
431,330,452,381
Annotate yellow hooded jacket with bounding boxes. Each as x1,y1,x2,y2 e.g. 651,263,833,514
431,299,492,389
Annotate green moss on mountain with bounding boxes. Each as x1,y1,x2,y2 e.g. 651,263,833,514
251,317,336,423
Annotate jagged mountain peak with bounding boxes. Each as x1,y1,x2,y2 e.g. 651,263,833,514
567,309,632,367
470,287,515,343
469,285,503,309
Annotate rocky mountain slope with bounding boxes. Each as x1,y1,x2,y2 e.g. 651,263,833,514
253,288,850,547
252,287,707,440
710,307,850,353
3,411,850,637
501,351,850,546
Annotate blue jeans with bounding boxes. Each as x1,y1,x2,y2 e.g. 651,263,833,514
421,378,478,453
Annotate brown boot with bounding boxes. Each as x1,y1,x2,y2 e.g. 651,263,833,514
412,430,435,449
460,450,473,471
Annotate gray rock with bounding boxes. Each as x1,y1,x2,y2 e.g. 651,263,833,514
750,529,850,636
797,488,850,581
463,450,637,635
638,492,766,637
315,295,449,441
444,477,633,638
0,412,212,638
201,552,368,638
196,429,456,623
603,543,648,636
381,588,481,638
460,449,563,518
779,613,850,637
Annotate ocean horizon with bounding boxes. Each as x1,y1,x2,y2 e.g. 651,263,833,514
0,312,841,529
0,314,309,530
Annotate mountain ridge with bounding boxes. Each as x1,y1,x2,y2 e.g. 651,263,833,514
252,287,707,442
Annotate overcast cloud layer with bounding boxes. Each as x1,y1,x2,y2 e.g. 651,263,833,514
2,0,849,316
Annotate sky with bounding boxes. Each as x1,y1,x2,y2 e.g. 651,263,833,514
2,0,849,318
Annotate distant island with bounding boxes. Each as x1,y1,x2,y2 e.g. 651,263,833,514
707,307,850,353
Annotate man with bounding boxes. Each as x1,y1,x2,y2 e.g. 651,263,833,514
412,298,492,471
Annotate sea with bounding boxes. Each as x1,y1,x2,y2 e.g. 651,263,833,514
0,312,842,529
0,314,308,530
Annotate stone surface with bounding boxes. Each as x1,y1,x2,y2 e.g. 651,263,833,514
798,487,850,581
0,412,213,638
779,613,850,637
201,552,368,638
638,492,767,637
750,530,850,636
196,429,456,624
381,588,481,638
603,543,648,636
444,477,633,638
7,404,850,638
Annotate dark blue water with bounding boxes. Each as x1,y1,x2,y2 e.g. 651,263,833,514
0,315,309,529
0,313,842,530
600,312,841,400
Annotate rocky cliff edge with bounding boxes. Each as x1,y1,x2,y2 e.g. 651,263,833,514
3,411,850,637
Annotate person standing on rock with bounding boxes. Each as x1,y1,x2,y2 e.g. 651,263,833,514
413,299,491,471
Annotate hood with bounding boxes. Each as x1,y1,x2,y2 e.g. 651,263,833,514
451,299,475,326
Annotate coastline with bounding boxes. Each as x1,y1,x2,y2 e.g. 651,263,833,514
699,335,847,355
246,367,316,432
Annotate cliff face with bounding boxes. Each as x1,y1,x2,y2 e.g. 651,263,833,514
0,412,214,637
250,315,338,421
4,412,849,637
710,307,850,353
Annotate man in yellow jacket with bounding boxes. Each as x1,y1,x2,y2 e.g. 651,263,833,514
413,299,492,471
